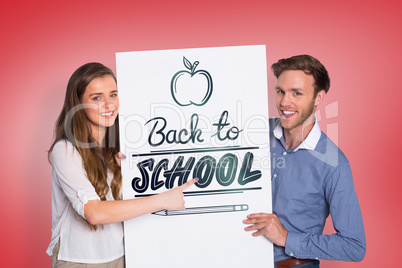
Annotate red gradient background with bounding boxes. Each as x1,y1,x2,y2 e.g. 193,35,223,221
1,0,400,267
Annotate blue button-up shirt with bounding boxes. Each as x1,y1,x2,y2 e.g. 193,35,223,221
270,118,366,262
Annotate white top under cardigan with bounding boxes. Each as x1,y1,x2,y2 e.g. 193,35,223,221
46,140,124,263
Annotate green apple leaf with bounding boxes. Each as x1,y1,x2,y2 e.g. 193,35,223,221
183,56,192,70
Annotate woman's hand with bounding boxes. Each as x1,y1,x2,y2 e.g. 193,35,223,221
114,152,126,167
84,177,199,225
158,178,198,210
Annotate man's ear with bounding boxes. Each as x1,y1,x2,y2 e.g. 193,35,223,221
314,90,326,106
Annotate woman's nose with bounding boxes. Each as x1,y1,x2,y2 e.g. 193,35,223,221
100,99,116,111
107,103,116,111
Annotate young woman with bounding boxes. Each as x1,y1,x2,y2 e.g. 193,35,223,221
46,62,196,267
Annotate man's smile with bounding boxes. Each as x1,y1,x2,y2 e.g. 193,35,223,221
281,109,297,118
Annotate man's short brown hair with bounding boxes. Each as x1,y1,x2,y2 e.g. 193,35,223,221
271,54,330,95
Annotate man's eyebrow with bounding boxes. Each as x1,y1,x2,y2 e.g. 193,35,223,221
275,86,304,92
291,87,303,92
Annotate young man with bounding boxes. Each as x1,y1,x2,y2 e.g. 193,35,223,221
244,55,366,268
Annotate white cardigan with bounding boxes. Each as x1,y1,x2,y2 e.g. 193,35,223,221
46,140,124,263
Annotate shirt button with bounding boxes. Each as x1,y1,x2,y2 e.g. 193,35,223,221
273,174,277,178
283,151,287,155
290,252,294,257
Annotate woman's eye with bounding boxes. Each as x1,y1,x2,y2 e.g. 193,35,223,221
93,96,101,101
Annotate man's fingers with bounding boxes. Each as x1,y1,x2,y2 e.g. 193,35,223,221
247,213,270,219
178,178,199,190
244,216,267,224
252,230,263,237
243,218,257,225
244,222,265,232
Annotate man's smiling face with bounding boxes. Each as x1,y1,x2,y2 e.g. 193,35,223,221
275,70,320,133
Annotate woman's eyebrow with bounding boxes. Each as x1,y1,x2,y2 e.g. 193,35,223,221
89,92,102,97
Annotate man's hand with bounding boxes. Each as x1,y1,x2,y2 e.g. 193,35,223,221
243,213,288,247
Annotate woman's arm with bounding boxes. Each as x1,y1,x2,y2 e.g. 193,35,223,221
84,178,197,225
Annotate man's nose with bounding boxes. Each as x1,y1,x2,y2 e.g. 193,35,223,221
280,93,291,107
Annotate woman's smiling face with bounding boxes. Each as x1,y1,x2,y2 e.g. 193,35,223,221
81,75,119,137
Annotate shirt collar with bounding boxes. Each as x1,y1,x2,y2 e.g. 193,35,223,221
273,118,322,152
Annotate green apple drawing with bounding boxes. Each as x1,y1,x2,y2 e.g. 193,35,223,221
171,56,213,106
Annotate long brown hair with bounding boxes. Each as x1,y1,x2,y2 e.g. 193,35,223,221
49,62,122,230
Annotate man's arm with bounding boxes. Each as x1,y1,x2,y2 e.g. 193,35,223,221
244,161,366,262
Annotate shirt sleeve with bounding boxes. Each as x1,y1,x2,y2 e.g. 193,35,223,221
52,140,101,219
284,160,366,262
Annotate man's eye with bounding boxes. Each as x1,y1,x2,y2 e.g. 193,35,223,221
294,92,301,96
111,94,117,98
277,90,284,95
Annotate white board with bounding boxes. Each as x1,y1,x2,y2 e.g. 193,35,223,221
116,45,273,268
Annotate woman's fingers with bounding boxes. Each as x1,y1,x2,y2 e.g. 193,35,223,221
114,152,126,166
178,178,199,191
